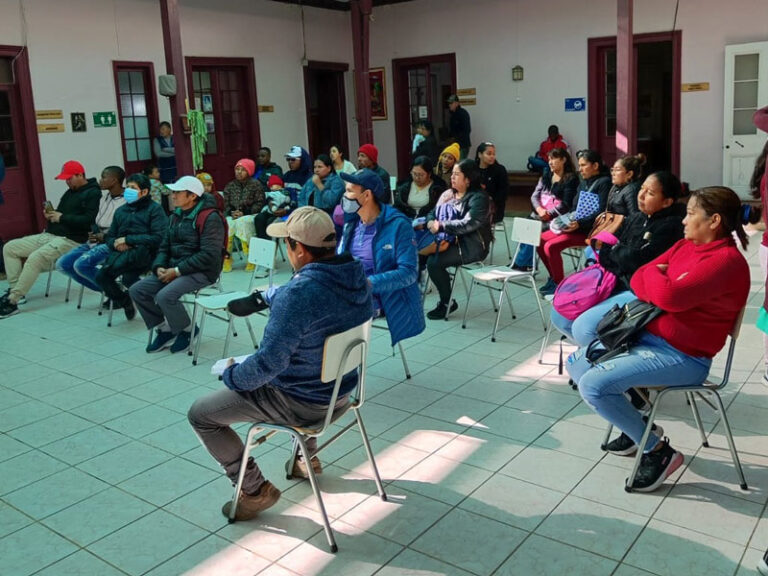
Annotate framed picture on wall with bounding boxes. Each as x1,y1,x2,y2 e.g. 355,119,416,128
369,67,387,121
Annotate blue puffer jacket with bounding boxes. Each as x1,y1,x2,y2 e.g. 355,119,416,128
222,253,372,404
338,203,425,346
298,172,345,215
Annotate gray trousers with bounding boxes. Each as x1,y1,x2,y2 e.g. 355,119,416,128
128,272,210,333
188,386,345,494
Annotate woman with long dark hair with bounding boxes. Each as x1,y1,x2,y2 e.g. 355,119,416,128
474,142,509,224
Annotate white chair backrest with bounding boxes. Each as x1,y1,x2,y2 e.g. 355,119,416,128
248,237,277,270
321,318,372,383
389,176,397,192
510,217,542,247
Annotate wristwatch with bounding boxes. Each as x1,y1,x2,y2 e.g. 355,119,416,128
174,267,181,276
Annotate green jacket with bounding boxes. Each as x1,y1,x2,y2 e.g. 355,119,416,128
48,178,102,242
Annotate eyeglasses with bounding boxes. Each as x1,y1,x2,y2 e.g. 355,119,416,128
410,170,428,178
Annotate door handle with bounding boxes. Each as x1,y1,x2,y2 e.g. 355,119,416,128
734,140,745,148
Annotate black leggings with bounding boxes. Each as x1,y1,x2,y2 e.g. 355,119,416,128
426,245,464,304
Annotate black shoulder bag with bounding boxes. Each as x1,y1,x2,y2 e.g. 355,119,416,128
585,299,663,364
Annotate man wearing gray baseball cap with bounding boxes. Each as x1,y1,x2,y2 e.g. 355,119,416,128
188,206,373,520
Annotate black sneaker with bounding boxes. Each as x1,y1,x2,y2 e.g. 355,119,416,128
2,290,26,305
169,325,199,354
539,278,557,296
758,549,768,575
426,299,458,320
630,438,683,492
511,264,534,272
146,330,176,353
605,423,664,456
0,299,19,319
227,291,269,317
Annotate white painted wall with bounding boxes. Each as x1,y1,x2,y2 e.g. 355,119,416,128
2,0,767,202
368,0,768,188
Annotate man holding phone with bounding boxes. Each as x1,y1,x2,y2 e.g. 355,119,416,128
0,160,101,318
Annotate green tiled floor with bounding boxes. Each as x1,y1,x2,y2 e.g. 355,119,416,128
1,222,767,575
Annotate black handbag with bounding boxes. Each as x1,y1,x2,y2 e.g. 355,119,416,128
585,299,663,364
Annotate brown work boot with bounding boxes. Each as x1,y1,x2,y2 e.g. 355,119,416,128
291,456,323,479
221,481,281,521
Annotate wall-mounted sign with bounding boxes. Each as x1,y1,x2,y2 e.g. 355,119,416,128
36,110,63,120
93,111,117,128
258,105,274,113
459,98,476,106
71,112,86,132
681,82,710,92
565,97,586,112
37,123,65,133
418,106,428,119
456,88,476,96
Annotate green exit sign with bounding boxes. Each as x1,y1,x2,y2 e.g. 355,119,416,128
93,111,117,128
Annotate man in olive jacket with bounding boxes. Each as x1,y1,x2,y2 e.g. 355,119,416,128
1,160,101,319
96,173,168,320
129,175,225,354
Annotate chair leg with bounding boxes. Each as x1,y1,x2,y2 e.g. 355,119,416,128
491,284,506,343
223,315,235,358
244,317,259,349
625,401,662,492
107,298,115,327
460,279,476,328
488,239,495,266
192,309,207,366
188,302,200,357
228,426,260,524
77,284,85,309
539,319,554,364
503,282,516,320
353,408,387,501
98,292,106,316
294,433,338,553
710,391,748,490
531,277,547,330
445,268,459,320
686,392,709,448
45,268,53,297
65,277,72,302
600,423,614,450
397,341,411,379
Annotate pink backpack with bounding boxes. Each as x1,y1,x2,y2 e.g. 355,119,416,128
553,264,617,320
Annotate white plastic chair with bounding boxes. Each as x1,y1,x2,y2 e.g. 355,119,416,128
488,219,512,264
371,319,411,379
460,217,547,341
189,237,278,365
602,308,748,492
227,318,386,553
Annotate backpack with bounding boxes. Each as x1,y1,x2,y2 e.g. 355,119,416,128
195,207,229,258
552,263,616,320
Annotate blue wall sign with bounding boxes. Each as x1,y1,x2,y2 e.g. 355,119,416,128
565,98,586,112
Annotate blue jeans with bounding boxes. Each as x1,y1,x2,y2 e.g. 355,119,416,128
550,290,636,346
567,331,711,452
527,156,549,173
56,243,110,293
514,243,534,268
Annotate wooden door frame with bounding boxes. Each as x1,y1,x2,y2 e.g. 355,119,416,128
184,56,262,158
0,44,45,235
392,53,456,178
112,61,160,174
588,31,681,175
303,60,349,158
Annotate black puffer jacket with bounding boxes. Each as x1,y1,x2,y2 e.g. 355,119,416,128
599,202,686,291
605,180,641,217
428,188,492,263
478,162,509,223
49,178,102,242
103,194,168,269
394,178,446,219
152,194,225,282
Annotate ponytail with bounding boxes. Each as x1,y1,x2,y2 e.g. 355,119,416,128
691,186,761,250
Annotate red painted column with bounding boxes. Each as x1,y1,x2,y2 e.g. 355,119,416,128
159,0,192,178
351,0,374,145
616,0,634,156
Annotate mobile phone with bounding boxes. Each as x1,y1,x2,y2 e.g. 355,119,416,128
43,201,54,213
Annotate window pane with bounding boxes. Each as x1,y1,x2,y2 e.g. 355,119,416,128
218,71,229,90
227,92,240,112
132,95,146,116
0,91,9,115
0,117,13,141
0,142,17,167
734,80,758,109
122,117,135,139
734,110,757,135
229,71,239,89
225,131,243,153
206,133,217,154
120,95,133,116
193,72,201,91
137,138,152,160
201,72,211,90
130,71,144,93
134,116,149,138
205,114,215,133
118,71,131,94
734,54,759,81
125,139,138,161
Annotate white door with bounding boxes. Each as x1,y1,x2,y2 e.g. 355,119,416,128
723,41,768,198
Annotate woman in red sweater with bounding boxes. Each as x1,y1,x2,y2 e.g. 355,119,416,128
567,186,753,492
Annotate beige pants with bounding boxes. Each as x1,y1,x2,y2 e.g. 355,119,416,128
3,232,79,303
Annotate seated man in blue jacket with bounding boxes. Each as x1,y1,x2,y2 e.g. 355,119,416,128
337,169,425,348
188,206,372,521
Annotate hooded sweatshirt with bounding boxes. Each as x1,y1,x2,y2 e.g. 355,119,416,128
49,177,103,242
222,253,373,403
283,147,313,205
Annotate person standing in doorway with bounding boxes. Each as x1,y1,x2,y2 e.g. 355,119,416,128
447,95,471,160
154,121,177,184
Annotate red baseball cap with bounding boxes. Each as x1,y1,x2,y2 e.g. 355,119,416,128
55,160,86,180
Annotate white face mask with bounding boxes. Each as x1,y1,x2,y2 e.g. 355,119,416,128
341,195,362,214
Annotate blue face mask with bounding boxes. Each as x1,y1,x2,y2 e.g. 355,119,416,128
123,188,140,204
341,195,361,214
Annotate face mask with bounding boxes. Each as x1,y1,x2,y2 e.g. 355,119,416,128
341,195,362,214
124,188,140,204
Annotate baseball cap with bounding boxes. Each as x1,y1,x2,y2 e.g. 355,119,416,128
285,146,303,160
55,160,86,180
446,94,460,103
166,175,204,197
340,169,386,202
266,206,337,248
